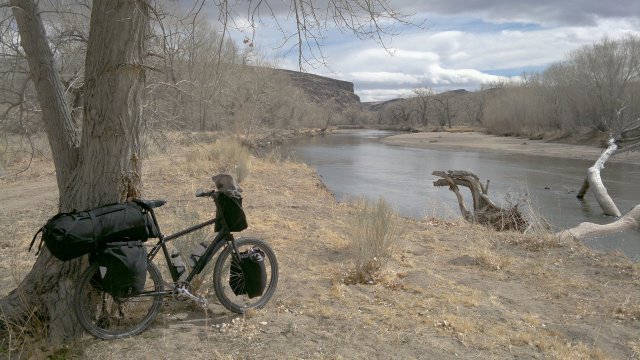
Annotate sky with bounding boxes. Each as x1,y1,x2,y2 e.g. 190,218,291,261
218,0,640,102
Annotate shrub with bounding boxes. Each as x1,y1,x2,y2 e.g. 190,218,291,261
212,138,251,183
346,197,405,284
182,137,251,183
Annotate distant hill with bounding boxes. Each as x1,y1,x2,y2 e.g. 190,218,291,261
362,98,405,112
363,89,472,113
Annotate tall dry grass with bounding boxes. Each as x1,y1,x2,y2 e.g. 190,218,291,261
345,197,405,284
184,138,251,183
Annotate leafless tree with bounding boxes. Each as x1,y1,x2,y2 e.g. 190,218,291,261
412,87,435,127
1,0,414,344
434,94,457,129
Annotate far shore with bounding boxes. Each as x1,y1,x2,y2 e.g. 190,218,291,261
383,131,640,165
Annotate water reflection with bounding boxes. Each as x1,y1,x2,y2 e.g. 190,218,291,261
578,198,594,218
283,129,640,261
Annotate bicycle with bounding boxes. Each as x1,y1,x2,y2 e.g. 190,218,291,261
73,176,279,339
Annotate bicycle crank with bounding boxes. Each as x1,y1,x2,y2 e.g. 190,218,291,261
173,283,208,309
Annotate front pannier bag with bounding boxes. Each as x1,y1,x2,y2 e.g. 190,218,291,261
30,202,157,261
229,248,267,298
93,240,147,298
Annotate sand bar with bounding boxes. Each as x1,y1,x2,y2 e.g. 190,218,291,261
383,131,640,165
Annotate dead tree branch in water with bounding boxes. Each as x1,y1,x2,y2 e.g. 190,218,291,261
576,138,622,216
577,115,640,217
433,170,528,232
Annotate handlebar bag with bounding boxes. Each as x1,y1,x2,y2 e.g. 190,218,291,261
30,202,157,261
214,192,248,233
229,248,267,298
91,240,147,298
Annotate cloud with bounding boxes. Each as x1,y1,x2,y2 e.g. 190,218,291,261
215,0,640,102
391,0,640,26
309,15,640,101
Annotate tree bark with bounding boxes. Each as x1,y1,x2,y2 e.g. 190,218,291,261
2,0,149,345
73,0,148,208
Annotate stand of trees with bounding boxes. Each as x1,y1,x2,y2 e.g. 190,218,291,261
353,35,639,136
484,35,640,139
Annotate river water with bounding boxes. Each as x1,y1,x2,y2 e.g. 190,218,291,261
282,129,640,261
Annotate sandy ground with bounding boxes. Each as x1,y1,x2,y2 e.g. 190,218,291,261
383,132,640,165
1,135,639,359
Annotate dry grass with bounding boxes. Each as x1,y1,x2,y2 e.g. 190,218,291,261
344,197,405,284
184,137,251,183
0,133,55,183
0,132,639,359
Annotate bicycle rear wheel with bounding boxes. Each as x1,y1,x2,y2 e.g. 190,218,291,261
213,237,278,313
74,261,164,339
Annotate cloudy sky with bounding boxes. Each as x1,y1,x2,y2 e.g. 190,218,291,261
222,0,640,102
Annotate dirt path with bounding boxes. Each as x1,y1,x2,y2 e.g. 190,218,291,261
384,131,640,165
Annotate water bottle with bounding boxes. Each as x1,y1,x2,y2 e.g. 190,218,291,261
170,250,186,280
187,241,209,268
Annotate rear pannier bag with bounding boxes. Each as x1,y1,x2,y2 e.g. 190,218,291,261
229,248,267,298
92,240,147,298
214,192,248,233
30,202,158,261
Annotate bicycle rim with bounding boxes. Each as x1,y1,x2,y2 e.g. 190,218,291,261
74,262,164,339
213,238,278,313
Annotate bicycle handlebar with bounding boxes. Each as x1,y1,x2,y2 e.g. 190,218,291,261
195,189,215,198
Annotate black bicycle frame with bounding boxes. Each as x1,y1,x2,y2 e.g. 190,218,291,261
145,195,239,284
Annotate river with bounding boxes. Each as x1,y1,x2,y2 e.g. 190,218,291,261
281,129,640,261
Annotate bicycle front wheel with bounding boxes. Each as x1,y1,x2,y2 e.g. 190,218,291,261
74,261,164,339
213,237,278,313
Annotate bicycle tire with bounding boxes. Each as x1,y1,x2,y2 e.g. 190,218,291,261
74,261,164,339
213,237,278,313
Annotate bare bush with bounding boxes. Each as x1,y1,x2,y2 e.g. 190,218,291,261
345,197,405,284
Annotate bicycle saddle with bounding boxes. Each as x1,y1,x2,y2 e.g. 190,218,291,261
133,199,166,210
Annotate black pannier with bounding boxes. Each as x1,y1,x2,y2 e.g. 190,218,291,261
229,248,267,298
31,202,158,261
215,192,248,232
91,240,147,298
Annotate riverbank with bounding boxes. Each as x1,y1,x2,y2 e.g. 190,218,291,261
384,131,640,165
1,135,639,359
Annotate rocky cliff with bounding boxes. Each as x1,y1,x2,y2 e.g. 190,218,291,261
275,69,361,110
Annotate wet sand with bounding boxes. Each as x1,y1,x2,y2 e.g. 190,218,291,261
383,131,640,165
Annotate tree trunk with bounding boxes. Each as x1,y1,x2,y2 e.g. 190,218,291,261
9,0,80,198
1,0,149,345
73,0,148,208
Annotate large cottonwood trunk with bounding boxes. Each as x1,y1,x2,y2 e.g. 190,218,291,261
1,0,149,345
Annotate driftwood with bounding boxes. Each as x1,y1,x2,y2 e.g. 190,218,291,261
557,205,640,241
433,170,528,232
577,116,640,216
576,138,622,216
